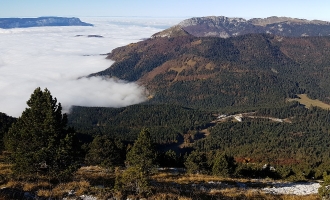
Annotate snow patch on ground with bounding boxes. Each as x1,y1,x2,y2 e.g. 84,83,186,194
262,182,321,195
63,195,98,200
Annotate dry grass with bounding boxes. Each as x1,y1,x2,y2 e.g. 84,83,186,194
0,165,323,199
288,94,330,109
23,181,51,191
176,174,227,184
0,165,113,199
36,189,52,198
37,180,90,198
0,163,12,175
152,172,249,185
75,165,114,179
2,180,21,188
148,193,193,200
74,165,116,187
3,180,52,191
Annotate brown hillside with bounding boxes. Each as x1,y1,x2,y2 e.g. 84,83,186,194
92,34,330,109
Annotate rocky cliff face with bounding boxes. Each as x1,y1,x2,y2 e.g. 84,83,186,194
0,17,93,29
152,16,330,38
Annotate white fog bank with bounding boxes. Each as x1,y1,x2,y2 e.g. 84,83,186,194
0,17,182,117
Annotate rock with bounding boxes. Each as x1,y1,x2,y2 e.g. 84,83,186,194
152,16,330,38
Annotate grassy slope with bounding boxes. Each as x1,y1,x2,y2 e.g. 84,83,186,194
288,94,330,109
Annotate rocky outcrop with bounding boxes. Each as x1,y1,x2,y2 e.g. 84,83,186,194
0,17,93,29
151,25,190,38
152,16,330,38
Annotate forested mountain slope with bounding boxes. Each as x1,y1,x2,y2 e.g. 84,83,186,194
194,104,330,178
68,104,212,144
67,102,330,178
90,34,330,110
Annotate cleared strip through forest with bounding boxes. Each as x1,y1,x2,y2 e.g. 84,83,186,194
288,94,330,109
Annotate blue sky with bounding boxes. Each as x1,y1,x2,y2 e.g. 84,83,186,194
1,0,330,20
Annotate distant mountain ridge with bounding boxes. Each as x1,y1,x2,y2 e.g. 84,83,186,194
0,17,93,29
152,16,330,38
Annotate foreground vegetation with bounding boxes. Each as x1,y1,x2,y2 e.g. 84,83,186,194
0,161,321,200
1,88,330,199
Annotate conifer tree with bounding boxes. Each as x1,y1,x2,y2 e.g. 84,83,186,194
319,172,330,199
126,128,156,172
115,128,156,195
184,151,210,174
4,87,81,179
85,135,123,168
0,112,16,153
212,152,235,177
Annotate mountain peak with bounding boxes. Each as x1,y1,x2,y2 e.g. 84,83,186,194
152,16,330,38
178,16,247,27
249,16,330,26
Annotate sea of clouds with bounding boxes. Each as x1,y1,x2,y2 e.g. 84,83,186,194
0,17,182,117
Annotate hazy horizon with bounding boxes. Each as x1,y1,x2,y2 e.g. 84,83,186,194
1,0,330,21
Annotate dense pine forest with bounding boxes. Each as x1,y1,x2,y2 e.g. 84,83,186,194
68,104,213,144
195,104,330,179
65,102,330,180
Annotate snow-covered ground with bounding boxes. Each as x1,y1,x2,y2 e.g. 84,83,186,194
162,169,322,196
40,181,326,199
196,179,321,195
262,182,321,195
64,195,98,200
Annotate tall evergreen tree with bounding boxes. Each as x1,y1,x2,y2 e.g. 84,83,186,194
126,128,156,172
0,112,16,153
4,88,81,179
212,152,236,177
116,128,156,195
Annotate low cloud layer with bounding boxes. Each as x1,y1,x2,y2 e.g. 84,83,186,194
0,17,182,117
